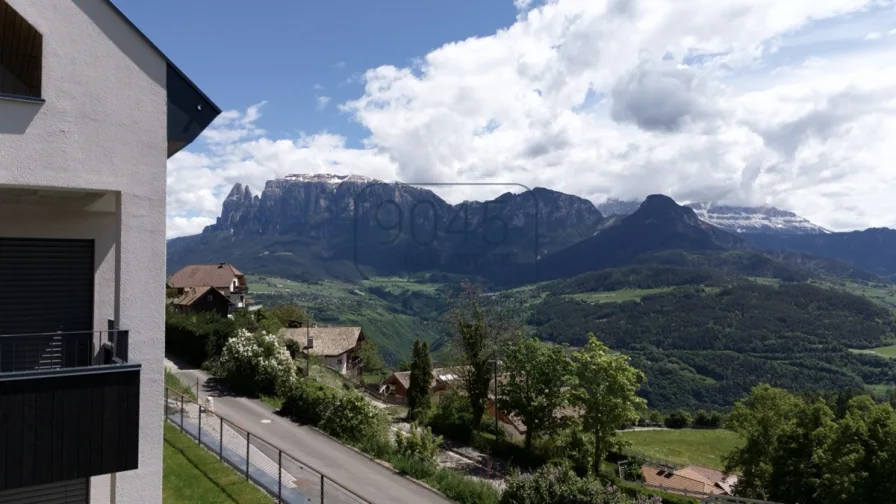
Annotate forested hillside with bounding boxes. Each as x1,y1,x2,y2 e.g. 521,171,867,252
528,280,896,410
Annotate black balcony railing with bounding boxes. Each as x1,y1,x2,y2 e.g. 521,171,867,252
0,329,129,374
0,329,140,491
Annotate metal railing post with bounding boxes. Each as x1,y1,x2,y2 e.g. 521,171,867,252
219,417,224,460
278,451,282,502
320,474,324,504
179,395,184,432
198,405,203,444
246,432,251,480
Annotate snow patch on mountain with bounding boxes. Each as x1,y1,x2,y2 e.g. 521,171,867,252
282,173,382,184
685,202,830,235
597,198,829,235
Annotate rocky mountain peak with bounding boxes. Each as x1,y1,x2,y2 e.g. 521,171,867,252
598,196,828,235
628,194,700,227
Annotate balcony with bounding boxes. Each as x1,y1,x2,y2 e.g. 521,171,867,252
0,330,141,492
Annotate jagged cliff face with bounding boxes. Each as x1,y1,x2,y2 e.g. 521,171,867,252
172,174,605,279
169,174,896,282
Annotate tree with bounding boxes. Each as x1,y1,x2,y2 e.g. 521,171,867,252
570,334,646,474
815,396,896,504
408,339,433,421
664,410,692,429
723,384,804,499
355,339,386,379
446,283,514,425
767,399,836,504
269,304,308,328
501,336,574,450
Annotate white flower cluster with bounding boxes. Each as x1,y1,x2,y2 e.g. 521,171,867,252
219,329,296,394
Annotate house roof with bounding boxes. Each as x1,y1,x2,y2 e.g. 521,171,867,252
280,327,363,357
679,466,738,495
641,465,729,496
487,400,527,434
101,1,221,157
173,285,232,306
169,264,245,289
385,367,466,390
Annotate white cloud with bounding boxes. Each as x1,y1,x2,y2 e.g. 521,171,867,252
316,95,331,110
166,0,896,238
866,31,883,39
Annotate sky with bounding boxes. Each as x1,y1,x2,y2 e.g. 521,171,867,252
115,0,896,238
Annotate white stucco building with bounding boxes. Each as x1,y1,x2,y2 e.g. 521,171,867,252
0,1,220,503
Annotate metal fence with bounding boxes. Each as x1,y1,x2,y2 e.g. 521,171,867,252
164,387,372,504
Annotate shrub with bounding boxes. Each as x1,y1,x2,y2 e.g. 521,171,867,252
619,455,645,482
424,465,501,504
218,330,296,396
165,309,238,366
395,423,442,466
281,378,338,425
319,390,390,444
693,409,723,428
663,410,692,429
501,464,606,504
281,378,389,445
269,304,308,328
534,424,594,476
427,392,476,443
613,480,698,504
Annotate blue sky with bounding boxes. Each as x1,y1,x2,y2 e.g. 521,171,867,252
117,0,520,146
152,0,896,237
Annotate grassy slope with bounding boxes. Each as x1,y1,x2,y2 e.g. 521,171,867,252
620,429,742,470
567,288,673,303
163,422,272,504
247,275,441,362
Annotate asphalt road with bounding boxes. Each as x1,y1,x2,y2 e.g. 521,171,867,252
168,364,454,504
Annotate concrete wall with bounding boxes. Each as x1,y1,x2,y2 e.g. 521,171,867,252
0,1,168,502
324,353,349,375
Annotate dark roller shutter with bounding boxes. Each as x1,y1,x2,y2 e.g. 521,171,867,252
0,238,94,372
0,478,89,503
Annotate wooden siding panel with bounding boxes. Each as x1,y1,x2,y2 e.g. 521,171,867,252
0,367,141,492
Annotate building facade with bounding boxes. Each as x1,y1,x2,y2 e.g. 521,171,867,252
0,1,219,502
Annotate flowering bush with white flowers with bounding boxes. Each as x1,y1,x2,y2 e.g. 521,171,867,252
219,329,297,396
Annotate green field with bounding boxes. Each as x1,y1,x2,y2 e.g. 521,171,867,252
163,423,271,503
619,429,742,470
567,288,672,303
871,344,896,357
814,279,896,309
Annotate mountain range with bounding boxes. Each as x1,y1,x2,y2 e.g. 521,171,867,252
597,198,830,235
165,174,896,410
167,173,896,282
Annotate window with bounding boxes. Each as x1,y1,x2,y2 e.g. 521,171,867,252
0,1,43,98
206,295,213,302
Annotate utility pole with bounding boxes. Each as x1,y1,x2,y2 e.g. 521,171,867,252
304,316,313,377
493,358,500,448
